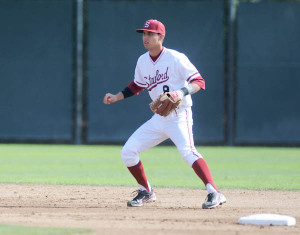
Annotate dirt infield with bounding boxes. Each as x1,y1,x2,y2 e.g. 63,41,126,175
0,184,299,235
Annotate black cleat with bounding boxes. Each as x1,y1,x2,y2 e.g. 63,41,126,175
127,189,156,207
202,192,226,209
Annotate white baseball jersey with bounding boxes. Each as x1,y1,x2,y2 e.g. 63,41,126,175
121,47,204,173
133,47,201,107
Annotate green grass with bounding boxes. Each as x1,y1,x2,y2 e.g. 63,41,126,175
0,224,92,235
0,144,299,190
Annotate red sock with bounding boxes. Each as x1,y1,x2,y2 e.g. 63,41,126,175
192,158,218,192
127,161,150,192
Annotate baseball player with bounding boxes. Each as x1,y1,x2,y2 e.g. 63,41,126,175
103,19,226,209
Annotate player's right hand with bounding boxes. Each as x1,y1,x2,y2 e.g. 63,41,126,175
103,93,118,104
103,93,117,104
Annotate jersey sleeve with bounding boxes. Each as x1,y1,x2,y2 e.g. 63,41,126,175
121,80,145,98
176,53,202,83
190,77,205,90
128,80,145,95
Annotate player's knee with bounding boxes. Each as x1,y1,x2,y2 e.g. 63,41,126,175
178,148,203,167
121,145,140,167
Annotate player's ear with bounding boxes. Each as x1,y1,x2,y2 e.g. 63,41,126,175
159,34,165,41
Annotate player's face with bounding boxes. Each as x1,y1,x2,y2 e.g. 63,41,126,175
142,31,163,51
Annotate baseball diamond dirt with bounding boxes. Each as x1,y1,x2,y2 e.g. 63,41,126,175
0,184,299,235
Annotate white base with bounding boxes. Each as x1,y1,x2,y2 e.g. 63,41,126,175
238,214,296,226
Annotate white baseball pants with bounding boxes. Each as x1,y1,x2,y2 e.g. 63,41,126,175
121,107,203,167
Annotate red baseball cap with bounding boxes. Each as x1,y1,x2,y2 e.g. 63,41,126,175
136,19,166,36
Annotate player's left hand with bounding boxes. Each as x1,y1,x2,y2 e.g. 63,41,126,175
149,91,183,117
165,90,184,103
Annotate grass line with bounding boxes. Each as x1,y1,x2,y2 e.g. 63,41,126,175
0,144,299,190
0,224,92,235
